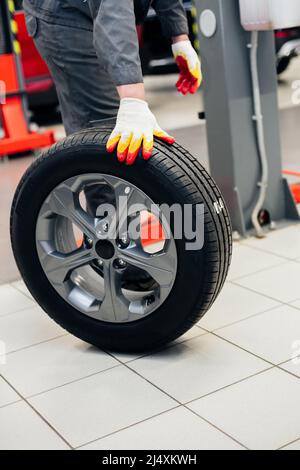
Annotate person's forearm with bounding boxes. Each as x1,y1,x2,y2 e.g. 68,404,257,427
117,83,146,101
152,0,189,38
172,34,189,44
116,35,191,101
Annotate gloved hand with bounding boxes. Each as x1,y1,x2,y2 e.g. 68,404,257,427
106,98,175,165
172,40,202,95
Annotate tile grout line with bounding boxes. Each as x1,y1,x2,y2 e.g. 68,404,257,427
184,366,275,406
75,405,182,450
6,329,281,406
0,315,206,364
106,327,209,366
26,363,123,400
3,326,260,449
276,364,300,381
0,305,36,319
217,332,300,369
199,303,285,334
117,323,276,371
242,238,300,261
209,330,281,366
0,335,208,402
206,310,300,366
0,298,37,320
278,437,300,450
0,374,73,450
230,280,300,307
106,331,278,424
10,282,35,301
0,397,22,411
75,401,248,451
0,298,297,368
213,302,300,332
0,304,47,321
182,405,248,450
277,356,300,367
0,333,69,358
228,260,290,283
123,363,248,450
103,352,249,450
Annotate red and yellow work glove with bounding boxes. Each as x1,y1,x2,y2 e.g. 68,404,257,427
106,98,175,165
172,40,202,95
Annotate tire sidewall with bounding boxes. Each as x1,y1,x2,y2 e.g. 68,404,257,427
12,142,213,352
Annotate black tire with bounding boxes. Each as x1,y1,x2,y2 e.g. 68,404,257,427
10,127,232,353
277,56,291,75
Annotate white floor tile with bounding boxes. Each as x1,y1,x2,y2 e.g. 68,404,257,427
228,244,285,281
0,306,65,354
81,407,243,450
280,358,300,378
0,284,34,317
244,226,300,260
0,377,20,407
11,280,34,300
282,439,300,450
110,326,207,364
173,326,207,343
129,334,268,403
199,283,279,331
188,368,300,450
236,261,300,303
0,401,69,450
29,366,176,448
216,305,300,364
290,299,300,310
0,336,119,397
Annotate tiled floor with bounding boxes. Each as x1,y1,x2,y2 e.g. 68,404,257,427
2,62,300,450
0,226,300,450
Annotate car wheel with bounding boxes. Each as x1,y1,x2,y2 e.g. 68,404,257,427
10,126,232,353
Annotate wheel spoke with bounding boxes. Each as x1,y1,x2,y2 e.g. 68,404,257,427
104,177,153,238
119,246,175,287
99,262,130,322
39,244,95,285
46,183,97,240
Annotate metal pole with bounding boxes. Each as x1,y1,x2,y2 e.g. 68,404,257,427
1,0,30,127
194,0,299,236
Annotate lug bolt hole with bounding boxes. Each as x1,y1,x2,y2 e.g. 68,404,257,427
113,259,127,270
145,295,156,306
117,234,130,249
85,238,93,249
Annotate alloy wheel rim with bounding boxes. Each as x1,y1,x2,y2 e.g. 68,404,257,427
35,174,178,323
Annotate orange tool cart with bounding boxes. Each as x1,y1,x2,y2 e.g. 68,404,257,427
0,0,55,157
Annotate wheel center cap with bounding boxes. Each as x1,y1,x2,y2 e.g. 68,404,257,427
95,240,115,260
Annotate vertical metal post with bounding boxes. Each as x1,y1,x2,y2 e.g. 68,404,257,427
1,0,30,127
194,0,299,236
0,1,11,139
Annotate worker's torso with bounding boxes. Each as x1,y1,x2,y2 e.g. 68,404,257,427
22,0,152,28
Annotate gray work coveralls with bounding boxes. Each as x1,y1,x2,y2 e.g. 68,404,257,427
23,0,189,134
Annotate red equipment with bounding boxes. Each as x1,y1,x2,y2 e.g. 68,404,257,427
0,0,55,157
282,170,300,204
